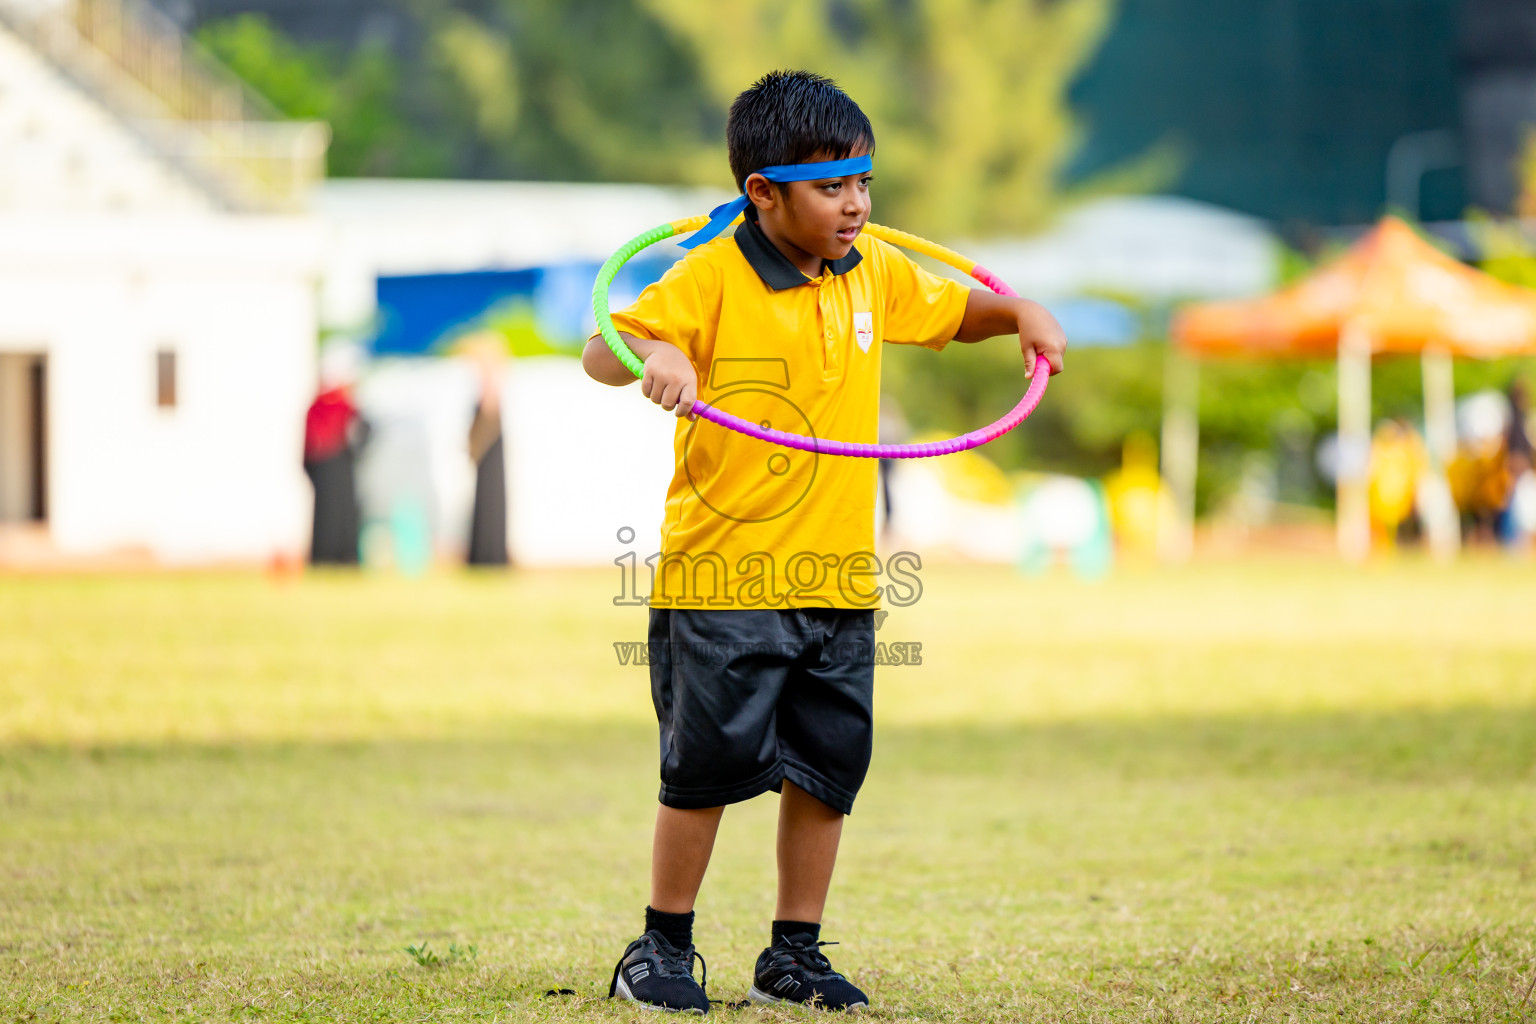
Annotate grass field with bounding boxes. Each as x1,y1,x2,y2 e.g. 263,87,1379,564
2,560,1535,1022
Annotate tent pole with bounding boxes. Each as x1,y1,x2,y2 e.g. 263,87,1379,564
1337,320,1373,562
1159,346,1199,562
1419,347,1461,558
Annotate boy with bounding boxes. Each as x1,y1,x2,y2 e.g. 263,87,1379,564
582,70,1065,1013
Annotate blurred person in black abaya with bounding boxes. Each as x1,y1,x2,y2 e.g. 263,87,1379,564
1498,379,1534,546
1505,380,1532,468
303,344,369,565
464,337,510,566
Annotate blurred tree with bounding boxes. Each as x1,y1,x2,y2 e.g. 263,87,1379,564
198,14,447,176
199,0,1152,222
200,2,719,182
334,37,449,176
640,0,1120,237
430,13,519,144
486,0,720,184
196,14,333,119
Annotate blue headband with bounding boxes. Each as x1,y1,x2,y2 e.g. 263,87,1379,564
679,154,874,251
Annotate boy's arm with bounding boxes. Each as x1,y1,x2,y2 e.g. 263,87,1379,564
953,291,1067,378
581,331,667,385
582,332,699,418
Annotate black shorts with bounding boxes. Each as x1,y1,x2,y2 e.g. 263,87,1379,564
648,607,876,816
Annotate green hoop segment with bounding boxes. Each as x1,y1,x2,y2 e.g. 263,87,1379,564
592,221,682,379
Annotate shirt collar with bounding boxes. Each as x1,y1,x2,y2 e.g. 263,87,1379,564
734,204,863,291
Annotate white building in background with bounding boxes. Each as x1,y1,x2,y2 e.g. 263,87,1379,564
0,217,320,563
0,0,325,565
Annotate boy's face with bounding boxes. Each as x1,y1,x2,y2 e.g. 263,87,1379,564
746,145,873,265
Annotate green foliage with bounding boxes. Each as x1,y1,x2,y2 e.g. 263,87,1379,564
430,13,518,142
195,0,1142,225
195,14,332,119
334,38,451,177
197,14,441,177
641,0,1128,238
1468,213,1536,291
489,0,720,185
1275,241,1320,286
198,2,719,183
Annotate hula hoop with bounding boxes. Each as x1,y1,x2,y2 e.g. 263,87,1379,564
591,215,1049,458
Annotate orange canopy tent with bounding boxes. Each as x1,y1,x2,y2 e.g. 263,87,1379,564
1167,216,1536,560
1176,217,1536,359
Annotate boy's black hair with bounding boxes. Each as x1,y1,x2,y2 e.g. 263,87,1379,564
726,70,875,193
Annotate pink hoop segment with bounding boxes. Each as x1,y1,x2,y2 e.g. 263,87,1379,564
689,354,1049,458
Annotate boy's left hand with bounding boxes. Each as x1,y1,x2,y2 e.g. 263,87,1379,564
953,292,1066,377
1019,303,1067,379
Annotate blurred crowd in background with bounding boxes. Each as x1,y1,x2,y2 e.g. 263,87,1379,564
2,0,1536,573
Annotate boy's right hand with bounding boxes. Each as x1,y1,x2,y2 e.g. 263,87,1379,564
640,343,698,419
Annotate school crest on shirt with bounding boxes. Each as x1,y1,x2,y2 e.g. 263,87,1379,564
854,311,874,353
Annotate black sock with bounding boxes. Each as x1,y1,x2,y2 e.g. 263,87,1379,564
772,919,820,944
645,906,694,949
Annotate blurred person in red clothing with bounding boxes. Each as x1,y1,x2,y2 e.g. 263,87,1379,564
460,333,511,567
303,345,370,565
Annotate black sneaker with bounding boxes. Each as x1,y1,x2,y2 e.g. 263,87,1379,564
748,933,868,1010
608,929,712,1014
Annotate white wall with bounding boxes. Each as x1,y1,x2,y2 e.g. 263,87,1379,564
314,179,732,330
0,214,321,563
354,355,676,567
503,357,675,566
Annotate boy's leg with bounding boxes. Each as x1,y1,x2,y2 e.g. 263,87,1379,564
752,778,867,1009
610,804,724,1013
749,609,873,1010
647,607,797,915
651,804,725,913
771,607,873,923
774,780,843,922
611,609,796,1011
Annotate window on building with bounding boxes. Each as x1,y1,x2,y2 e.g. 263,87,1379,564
156,349,177,409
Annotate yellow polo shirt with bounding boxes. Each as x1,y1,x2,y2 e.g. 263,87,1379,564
610,211,970,609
